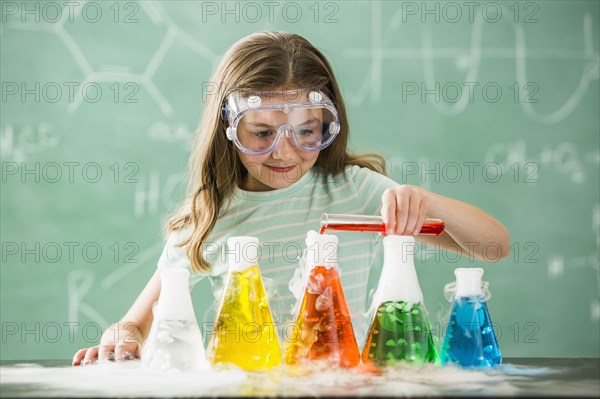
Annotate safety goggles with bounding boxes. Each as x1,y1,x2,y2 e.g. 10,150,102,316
222,88,340,155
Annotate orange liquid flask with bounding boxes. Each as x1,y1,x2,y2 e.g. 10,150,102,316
362,236,438,367
284,230,360,368
207,236,282,371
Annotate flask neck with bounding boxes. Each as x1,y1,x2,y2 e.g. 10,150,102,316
227,236,260,272
155,269,196,321
305,230,339,270
454,267,484,298
374,236,423,304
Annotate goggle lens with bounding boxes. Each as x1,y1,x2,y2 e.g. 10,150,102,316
236,107,336,153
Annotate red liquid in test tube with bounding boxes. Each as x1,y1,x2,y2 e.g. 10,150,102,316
319,214,445,236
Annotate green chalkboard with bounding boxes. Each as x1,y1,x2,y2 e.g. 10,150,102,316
1,0,599,360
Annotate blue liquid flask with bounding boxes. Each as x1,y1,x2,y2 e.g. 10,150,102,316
440,268,501,368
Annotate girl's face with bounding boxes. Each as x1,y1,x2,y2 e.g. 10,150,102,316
235,92,321,191
237,132,320,192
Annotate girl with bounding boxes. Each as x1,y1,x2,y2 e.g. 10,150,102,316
73,31,509,366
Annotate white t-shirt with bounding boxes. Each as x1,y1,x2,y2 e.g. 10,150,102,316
157,165,399,344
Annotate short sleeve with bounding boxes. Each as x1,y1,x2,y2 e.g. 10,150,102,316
349,165,399,215
157,227,193,271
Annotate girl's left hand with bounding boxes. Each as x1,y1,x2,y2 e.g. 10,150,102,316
380,185,432,236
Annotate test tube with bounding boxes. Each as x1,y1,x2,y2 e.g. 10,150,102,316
320,213,445,236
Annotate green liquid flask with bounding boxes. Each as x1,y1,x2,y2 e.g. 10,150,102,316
207,236,282,371
362,236,438,367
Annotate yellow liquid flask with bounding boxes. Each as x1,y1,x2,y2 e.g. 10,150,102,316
141,268,208,371
207,236,282,371
362,236,438,367
284,230,361,368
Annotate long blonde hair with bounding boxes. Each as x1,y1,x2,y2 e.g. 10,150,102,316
168,32,386,273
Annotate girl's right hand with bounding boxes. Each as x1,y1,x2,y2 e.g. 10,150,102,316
72,322,143,366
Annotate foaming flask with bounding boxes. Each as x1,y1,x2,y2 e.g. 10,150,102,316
440,268,502,368
141,268,208,371
284,230,360,368
207,236,282,371
362,236,438,366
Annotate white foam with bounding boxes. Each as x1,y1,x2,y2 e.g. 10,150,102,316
1,361,246,397
1,361,589,397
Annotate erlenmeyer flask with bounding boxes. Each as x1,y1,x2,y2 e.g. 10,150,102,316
440,268,502,367
284,230,360,368
362,235,438,366
208,236,281,371
141,268,208,371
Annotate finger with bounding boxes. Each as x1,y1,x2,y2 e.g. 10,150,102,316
114,343,130,361
115,343,139,362
381,190,396,235
133,342,141,358
72,348,88,366
413,200,428,236
98,344,116,363
82,346,99,366
404,196,421,236
395,192,409,235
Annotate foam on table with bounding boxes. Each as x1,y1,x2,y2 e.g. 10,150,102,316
1,360,598,397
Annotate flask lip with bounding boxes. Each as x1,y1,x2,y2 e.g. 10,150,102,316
454,267,484,278
160,268,190,278
382,235,416,245
454,267,485,297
